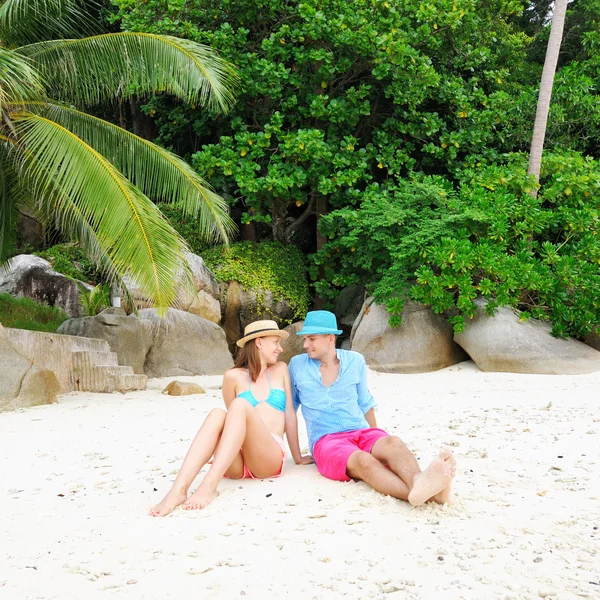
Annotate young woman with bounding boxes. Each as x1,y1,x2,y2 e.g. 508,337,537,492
150,319,312,517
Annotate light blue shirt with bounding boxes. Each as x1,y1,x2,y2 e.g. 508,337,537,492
289,349,377,453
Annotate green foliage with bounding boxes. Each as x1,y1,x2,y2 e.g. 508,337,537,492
74,282,111,316
410,151,600,338
311,176,466,324
111,0,600,337
159,204,211,256
203,241,310,322
35,243,101,283
314,151,600,339
112,0,528,242
0,292,69,332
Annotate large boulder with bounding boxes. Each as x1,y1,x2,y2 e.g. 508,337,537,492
351,298,467,373
0,254,86,317
221,281,297,352
139,309,233,377
455,299,600,374
0,323,60,412
57,307,152,374
278,321,306,364
124,252,221,323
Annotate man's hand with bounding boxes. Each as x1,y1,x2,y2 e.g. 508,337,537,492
296,455,314,465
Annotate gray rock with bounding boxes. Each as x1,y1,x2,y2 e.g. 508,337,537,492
278,321,306,364
0,323,60,412
184,252,220,299
0,254,87,317
583,328,600,352
221,281,296,352
57,307,152,374
124,252,222,323
334,285,365,328
139,309,233,377
351,298,467,373
455,298,600,374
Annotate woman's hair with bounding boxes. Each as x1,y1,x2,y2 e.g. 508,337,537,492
234,338,261,382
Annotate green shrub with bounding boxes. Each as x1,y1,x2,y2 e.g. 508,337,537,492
0,294,69,332
204,241,310,323
311,176,465,321
35,243,100,284
412,151,600,338
313,151,600,339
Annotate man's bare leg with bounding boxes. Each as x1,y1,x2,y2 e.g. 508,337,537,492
346,450,412,500
370,436,422,490
183,397,282,510
430,447,457,504
150,408,228,517
408,447,456,506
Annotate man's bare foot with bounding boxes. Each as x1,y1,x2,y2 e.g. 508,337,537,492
149,488,187,517
431,446,457,504
182,485,217,510
408,450,454,506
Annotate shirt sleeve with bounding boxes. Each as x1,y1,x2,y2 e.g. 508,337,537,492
289,357,301,412
356,355,376,414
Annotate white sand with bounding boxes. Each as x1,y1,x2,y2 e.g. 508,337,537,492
1,361,599,600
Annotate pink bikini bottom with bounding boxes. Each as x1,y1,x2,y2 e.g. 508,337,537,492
227,433,286,480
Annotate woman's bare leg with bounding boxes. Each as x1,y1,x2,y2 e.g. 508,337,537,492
183,398,282,510
150,408,231,517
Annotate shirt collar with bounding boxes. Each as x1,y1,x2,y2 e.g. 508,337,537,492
309,349,344,372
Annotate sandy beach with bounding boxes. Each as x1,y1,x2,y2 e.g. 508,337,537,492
1,361,599,600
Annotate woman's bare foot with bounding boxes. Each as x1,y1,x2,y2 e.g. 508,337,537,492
182,485,218,510
431,447,457,504
149,488,187,517
408,449,454,506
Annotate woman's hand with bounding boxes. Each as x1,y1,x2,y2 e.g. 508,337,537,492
296,455,314,465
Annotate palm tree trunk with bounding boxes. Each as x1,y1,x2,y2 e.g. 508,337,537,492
527,0,569,198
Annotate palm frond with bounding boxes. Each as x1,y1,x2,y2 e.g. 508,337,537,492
17,33,238,112
12,111,192,309
0,139,21,262
0,0,97,46
23,102,235,244
0,48,44,107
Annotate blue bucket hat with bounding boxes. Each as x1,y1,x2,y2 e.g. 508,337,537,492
296,310,343,336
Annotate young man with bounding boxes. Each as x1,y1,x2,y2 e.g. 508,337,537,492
288,310,456,505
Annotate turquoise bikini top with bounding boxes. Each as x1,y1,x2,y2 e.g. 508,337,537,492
237,369,286,413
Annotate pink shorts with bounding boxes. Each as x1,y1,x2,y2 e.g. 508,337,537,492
313,428,389,482
237,433,286,480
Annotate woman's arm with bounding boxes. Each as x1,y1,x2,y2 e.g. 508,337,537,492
221,369,239,409
281,364,313,465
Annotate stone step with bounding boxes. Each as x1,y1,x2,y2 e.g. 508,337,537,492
115,373,148,393
73,364,141,393
72,350,119,371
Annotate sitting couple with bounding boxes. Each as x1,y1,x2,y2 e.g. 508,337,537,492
150,311,456,517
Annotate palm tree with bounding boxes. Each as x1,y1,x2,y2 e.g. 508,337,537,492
0,0,237,308
527,0,569,197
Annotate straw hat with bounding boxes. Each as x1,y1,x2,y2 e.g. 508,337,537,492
236,320,289,348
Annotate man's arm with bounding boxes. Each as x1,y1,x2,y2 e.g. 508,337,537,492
364,408,377,428
356,354,377,417
285,359,313,464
